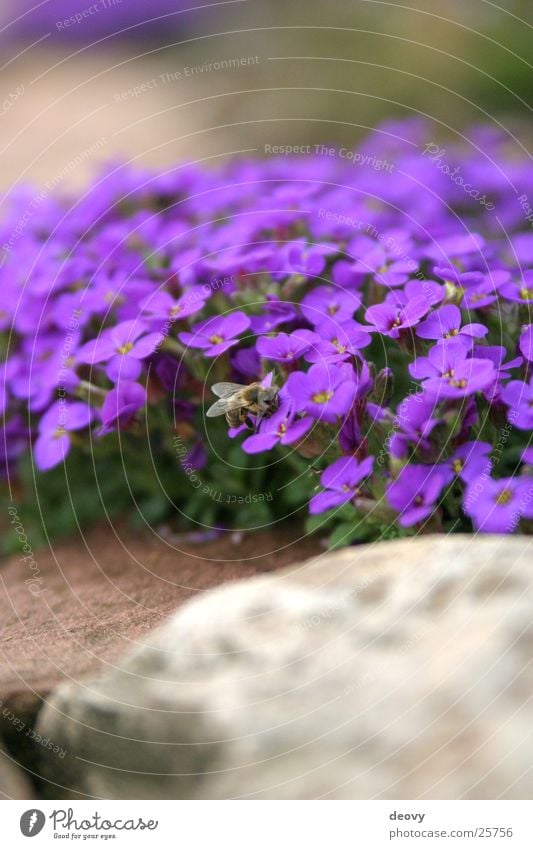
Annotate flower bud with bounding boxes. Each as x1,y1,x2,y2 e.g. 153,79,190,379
443,281,465,305
371,367,394,407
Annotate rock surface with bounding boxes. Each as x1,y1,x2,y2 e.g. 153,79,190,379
37,535,533,799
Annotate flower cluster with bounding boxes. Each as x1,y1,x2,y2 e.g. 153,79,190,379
1,120,533,538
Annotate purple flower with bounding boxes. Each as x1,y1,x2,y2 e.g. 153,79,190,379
499,272,533,304
285,362,357,423
99,382,147,435
349,236,416,288
500,377,533,430
522,447,533,465
34,400,94,471
0,416,27,476
519,325,533,361
433,265,484,289
415,304,487,345
301,285,361,326
241,403,313,454
385,279,445,309
463,476,533,533
439,440,493,485
409,340,496,399
179,312,250,356
461,276,502,309
284,240,337,277
309,455,374,514
387,464,446,526
77,320,161,381
249,298,297,334
4,122,533,543
256,331,314,363
427,232,485,262
472,345,523,402
365,296,430,339
303,318,371,363
139,287,208,322
388,393,441,459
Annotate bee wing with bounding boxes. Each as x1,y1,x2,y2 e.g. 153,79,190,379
210,382,246,398
206,396,244,417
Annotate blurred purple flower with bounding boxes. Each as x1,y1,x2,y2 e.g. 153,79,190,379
519,325,533,361
365,296,430,339
256,331,314,363
241,403,312,454
285,362,357,423
77,320,161,381
99,381,147,435
501,377,533,430
499,272,533,304
439,440,493,485
463,476,533,533
34,400,94,471
179,312,250,357
415,304,487,345
409,340,496,399
303,318,371,363
139,287,208,322
387,464,446,526
310,455,374,514
301,285,361,326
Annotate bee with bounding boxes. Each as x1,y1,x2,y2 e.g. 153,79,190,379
206,380,279,429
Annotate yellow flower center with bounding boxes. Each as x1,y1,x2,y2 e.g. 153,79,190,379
495,488,512,505
448,377,467,388
209,334,224,344
520,287,533,301
444,328,459,337
170,305,182,318
312,391,333,404
117,342,133,355
332,338,347,353
54,427,66,439
452,458,463,474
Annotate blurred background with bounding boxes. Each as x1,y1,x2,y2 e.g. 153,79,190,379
0,0,531,192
